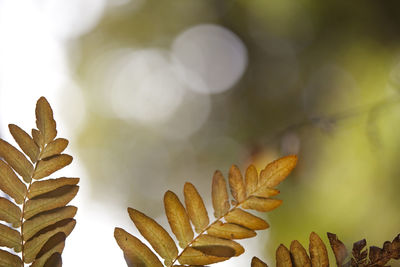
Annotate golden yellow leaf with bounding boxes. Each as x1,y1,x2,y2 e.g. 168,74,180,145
184,182,209,233
251,187,280,198
0,223,22,252
251,257,269,267
207,221,256,239
212,170,230,218
0,197,21,227
43,253,62,267
228,165,246,203
242,197,282,212
24,219,76,263
30,232,65,267
290,240,311,267
32,129,44,149
224,208,269,230
23,206,77,241
259,155,297,189
245,165,258,197
114,228,163,267
8,124,39,163
178,247,228,265
309,232,329,267
128,208,178,266
276,244,292,267
192,234,244,257
24,185,78,220
39,138,69,160
0,139,33,182
0,160,27,204
35,97,57,145
0,249,23,267
164,190,194,248
33,154,73,180
28,177,80,199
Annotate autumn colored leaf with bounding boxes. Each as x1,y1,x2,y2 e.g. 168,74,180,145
251,257,268,267
115,155,297,267
164,190,194,248
114,228,163,267
327,232,348,266
212,170,230,218
0,97,79,266
184,182,209,233
276,244,292,267
35,96,57,145
8,124,39,163
128,208,178,266
228,165,246,203
290,240,311,267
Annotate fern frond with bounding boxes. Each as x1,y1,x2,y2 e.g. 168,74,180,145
251,232,400,267
0,97,79,266
115,155,298,266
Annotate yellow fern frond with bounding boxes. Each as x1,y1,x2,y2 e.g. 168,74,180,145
115,155,298,266
0,97,79,266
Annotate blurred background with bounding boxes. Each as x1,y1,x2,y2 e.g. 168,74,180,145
1,0,400,266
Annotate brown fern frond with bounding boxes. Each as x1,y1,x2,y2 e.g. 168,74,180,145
114,155,298,267
252,232,400,267
0,97,79,266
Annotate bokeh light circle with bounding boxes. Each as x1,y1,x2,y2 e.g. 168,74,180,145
172,24,248,94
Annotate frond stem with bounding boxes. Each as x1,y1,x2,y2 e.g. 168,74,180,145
170,201,242,266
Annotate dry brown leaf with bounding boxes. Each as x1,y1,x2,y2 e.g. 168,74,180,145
8,124,39,163
212,170,230,218
33,154,73,180
0,139,34,182
251,257,269,267
224,208,269,230
24,219,76,263
0,249,23,267
28,177,80,199
164,190,194,248
23,206,77,241
43,253,62,267
192,234,244,257
245,165,258,197
39,138,69,160
229,165,246,203
0,197,21,227
0,223,22,252
241,197,282,212
30,232,66,267
32,128,44,149
178,247,228,265
259,155,298,189
0,160,27,204
184,182,209,233
128,208,178,266
251,187,280,198
115,155,298,267
0,97,78,266
24,185,79,220
207,221,256,239
276,244,292,267
327,232,347,266
290,240,311,267
35,96,57,145
309,232,329,267
114,228,163,267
